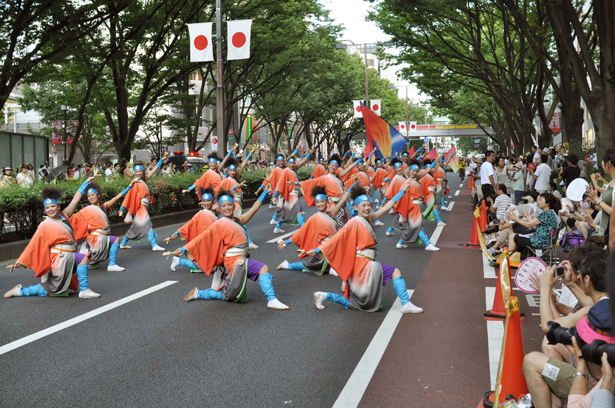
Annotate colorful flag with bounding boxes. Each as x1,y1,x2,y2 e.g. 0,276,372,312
361,103,407,159
427,148,438,160
445,145,459,172
227,20,252,60
408,146,415,156
188,23,213,62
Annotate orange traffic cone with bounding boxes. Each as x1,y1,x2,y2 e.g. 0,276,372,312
479,200,488,232
469,177,474,196
480,297,529,407
484,257,525,321
464,216,481,247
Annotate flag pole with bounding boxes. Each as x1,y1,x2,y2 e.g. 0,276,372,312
216,0,225,155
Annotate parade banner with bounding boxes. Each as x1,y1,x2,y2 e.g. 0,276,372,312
361,103,407,159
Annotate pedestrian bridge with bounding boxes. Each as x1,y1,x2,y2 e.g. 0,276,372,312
352,124,494,140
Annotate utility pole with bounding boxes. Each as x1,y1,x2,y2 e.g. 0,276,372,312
216,0,225,155
364,43,369,106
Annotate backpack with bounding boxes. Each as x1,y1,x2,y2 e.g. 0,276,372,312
560,232,585,252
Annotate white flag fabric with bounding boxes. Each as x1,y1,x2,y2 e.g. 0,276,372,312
409,121,418,132
353,100,363,118
398,122,407,134
188,23,213,62
227,19,252,60
370,99,382,116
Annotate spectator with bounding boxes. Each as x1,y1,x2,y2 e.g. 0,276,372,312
26,164,35,180
549,181,562,199
511,162,525,205
113,163,121,177
487,183,513,222
559,154,581,192
105,162,115,182
587,149,615,242
480,150,496,202
531,146,539,163
1,166,16,188
16,164,33,188
123,161,133,179
522,249,610,408
494,156,514,193
532,154,551,193
507,192,560,255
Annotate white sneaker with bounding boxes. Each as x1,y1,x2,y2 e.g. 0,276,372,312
183,287,199,302
119,245,131,250
79,288,101,299
277,260,289,270
396,243,408,249
437,221,447,226
273,227,285,234
268,204,274,209
388,209,395,215
385,231,394,236
400,301,424,314
170,256,180,271
267,298,289,310
374,220,385,226
107,264,125,272
313,291,327,310
270,219,277,225
249,242,259,250
328,268,338,277
4,284,22,298
425,244,440,251
152,245,165,251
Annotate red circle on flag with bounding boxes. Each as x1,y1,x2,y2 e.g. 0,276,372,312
401,125,405,129
232,32,246,48
194,35,208,51
356,106,362,112
372,104,379,111
212,137,218,144
411,124,416,129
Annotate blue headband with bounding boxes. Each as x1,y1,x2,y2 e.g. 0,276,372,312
409,164,419,170
376,159,382,163
276,155,285,161
356,159,363,164
218,195,234,206
402,153,409,157
134,165,144,171
209,158,217,163
393,162,403,169
228,165,237,170
217,160,221,164
202,193,214,201
319,158,325,161
87,188,99,195
329,159,338,165
315,194,327,201
287,158,296,163
353,195,371,206
43,198,59,206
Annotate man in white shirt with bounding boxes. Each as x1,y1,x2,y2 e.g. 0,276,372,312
533,147,541,164
531,154,551,193
480,150,496,201
487,184,513,221
104,163,114,182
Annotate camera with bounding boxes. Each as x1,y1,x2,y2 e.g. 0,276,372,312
546,321,580,346
554,265,566,277
582,340,615,366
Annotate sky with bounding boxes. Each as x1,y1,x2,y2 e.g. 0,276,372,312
321,0,425,103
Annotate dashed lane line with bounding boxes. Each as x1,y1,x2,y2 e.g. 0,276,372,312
454,190,460,196
266,230,298,243
486,287,504,390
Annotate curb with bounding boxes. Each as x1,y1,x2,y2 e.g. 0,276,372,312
0,198,258,263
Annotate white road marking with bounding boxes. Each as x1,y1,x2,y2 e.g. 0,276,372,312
484,253,496,279
447,201,455,211
429,224,445,246
486,287,504,390
266,230,298,243
0,280,178,356
333,291,412,408
460,183,464,187
454,190,460,196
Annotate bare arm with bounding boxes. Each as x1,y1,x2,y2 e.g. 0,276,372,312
104,179,138,208
145,154,168,182
338,160,358,178
239,187,270,224
218,144,238,172
63,176,95,219
296,147,315,169
236,149,250,177
369,182,410,221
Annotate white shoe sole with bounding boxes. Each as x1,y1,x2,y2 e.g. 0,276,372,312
107,265,125,272
183,287,199,302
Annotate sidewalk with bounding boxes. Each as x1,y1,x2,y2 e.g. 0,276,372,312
358,183,544,406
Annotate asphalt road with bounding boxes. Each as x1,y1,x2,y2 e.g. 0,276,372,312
0,173,459,407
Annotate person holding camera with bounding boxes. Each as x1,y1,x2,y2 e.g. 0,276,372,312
522,249,611,408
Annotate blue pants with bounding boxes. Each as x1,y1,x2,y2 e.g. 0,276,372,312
21,284,47,297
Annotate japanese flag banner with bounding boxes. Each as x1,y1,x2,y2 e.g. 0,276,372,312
227,19,252,60
353,100,363,118
409,121,418,132
188,23,213,62
398,122,407,134
370,99,381,116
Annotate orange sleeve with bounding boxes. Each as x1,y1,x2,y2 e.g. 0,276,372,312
319,219,374,282
70,211,89,241
290,216,324,258
120,182,147,215
17,225,53,277
183,222,224,276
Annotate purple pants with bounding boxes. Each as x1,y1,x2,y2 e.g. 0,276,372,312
381,263,396,286
247,259,266,281
75,253,86,265
110,235,119,244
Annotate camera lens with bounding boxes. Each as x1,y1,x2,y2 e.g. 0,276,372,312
581,340,615,366
546,321,573,346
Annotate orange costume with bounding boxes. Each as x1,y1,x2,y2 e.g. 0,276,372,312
286,211,338,274
311,164,327,179
71,205,113,264
120,180,152,240
273,167,302,224
176,209,218,243
193,169,222,193
300,173,347,226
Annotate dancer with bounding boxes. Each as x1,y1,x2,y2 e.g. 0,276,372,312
310,157,327,179
309,184,423,313
118,157,166,251
5,183,100,299
276,183,353,274
268,154,287,216
178,187,289,310
271,150,313,233
71,179,138,272
167,187,218,272
419,159,446,225
384,158,409,238
183,153,223,197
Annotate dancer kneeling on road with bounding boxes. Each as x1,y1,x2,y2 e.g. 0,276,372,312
177,187,289,310
71,179,138,272
309,184,423,314
5,185,100,299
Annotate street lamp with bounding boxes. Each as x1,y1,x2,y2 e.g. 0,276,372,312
337,41,394,106
60,105,68,163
